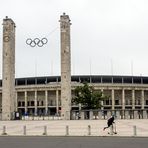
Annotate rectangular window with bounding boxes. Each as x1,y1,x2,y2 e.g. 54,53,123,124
37,101,39,106
27,101,30,106
18,101,21,107
138,100,141,105
22,101,25,107
41,101,44,106
31,101,34,106
130,100,132,105
106,100,109,105
126,100,128,105
115,100,119,105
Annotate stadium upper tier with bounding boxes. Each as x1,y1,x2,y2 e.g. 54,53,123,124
1,75,148,86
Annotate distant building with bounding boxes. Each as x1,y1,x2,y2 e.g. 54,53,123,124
0,75,148,119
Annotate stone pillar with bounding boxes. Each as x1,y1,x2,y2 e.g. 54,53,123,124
56,89,59,115
116,111,120,119
2,16,16,120
71,111,76,120
132,89,135,110
125,110,130,119
89,110,93,120
98,111,103,119
101,89,104,110
134,110,139,119
25,91,27,114
80,111,84,120
60,13,71,120
35,91,37,115
143,110,147,119
107,110,112,118
141,90,144,110
121,89,125,119
45,90,48,115
111,89,115,110
15,92,18,112
122,89,125,110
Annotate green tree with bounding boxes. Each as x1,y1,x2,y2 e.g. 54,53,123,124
72,83,106,110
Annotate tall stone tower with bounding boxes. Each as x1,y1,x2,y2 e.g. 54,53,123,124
60,13,71,120
2,16,16,120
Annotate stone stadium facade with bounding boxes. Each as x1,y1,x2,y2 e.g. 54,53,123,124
1,14,148,120
1,75,148,120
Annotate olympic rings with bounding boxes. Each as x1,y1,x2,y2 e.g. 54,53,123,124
26,38,48,47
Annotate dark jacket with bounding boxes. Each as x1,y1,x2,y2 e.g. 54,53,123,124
107,116,114,126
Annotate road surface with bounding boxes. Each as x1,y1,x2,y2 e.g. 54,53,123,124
0,136,148,148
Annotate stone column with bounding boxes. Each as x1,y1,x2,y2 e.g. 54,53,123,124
25,91,27,114
111,89,115,110
132,89,135,109
116,111,120,119
121,89,125,119
34,91,37,115
122,89,125,110
45,90,48,115
56,89,59,115
134,110,139,119
15,92,18,112
107,110,112,118
80,111,84,120
60,13,71,120
2,16,16,120
143,110,147,119
125,110,130,119
98,111,103,119
89,110,93,120
141,90,144,110
101,89,104,110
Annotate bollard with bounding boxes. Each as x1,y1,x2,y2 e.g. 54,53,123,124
66,125,69,136
2,126,7,135
23,125,26,135
110,125,113,135
88,125,91,136
43,126,47,135
133,125,137,136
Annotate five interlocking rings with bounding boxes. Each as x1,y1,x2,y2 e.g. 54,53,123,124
26,38,48,47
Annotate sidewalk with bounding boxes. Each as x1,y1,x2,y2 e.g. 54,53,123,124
0,119,148,136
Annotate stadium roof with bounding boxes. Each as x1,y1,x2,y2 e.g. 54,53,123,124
1,75,148,86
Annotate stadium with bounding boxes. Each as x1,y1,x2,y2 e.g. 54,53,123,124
1,14,148,120
1,75,148,120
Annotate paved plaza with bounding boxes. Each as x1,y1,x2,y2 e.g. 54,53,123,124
0,119,148,137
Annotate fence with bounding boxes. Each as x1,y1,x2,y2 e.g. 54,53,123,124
20,109,148,120
0,109,148,121
71,109,148,120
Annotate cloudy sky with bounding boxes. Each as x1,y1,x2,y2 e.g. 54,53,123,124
0,0,148,78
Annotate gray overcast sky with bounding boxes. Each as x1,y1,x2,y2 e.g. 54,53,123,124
0,0,148,78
